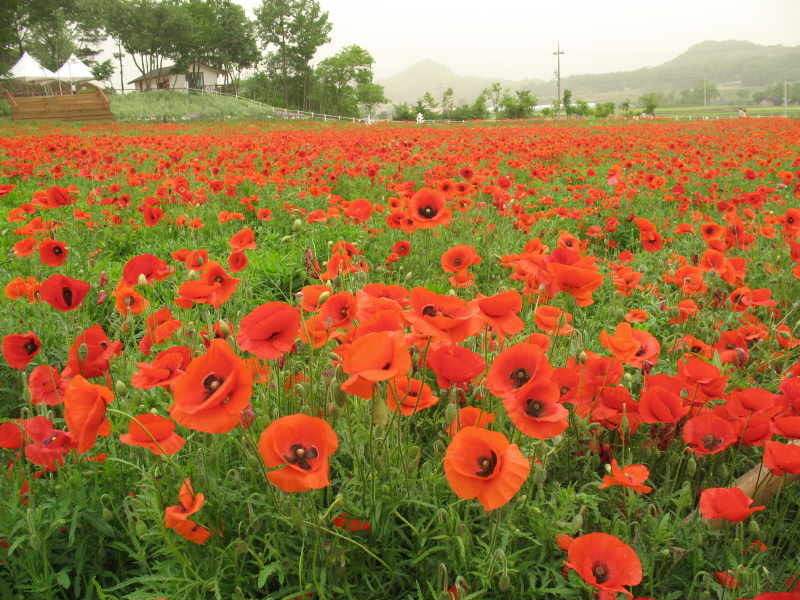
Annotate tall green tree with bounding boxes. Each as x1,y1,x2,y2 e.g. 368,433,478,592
440,87,454,118
315,44,381,117
639,92,662,116
357,82,388,119
562,89,573,116
499,89,537,119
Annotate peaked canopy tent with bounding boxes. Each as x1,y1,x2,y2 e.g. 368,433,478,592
53,55,95,82
9,52,55,81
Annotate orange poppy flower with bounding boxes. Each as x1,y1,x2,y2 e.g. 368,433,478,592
237,301,301,359
228,251,248,273
13,237,37,258
112,283,148,316
319,291,357,328
545,262,604,307
638,385,689,423
119,414,185,456
503,379,568,440
443,426,530,511
28,365,68,405
391,240,411,257
2,331,41,370
386,377,439,415
38,239,68,267
445,406,495,436
63,375,114,453
258,414,338,492
298,284,333,312
563,532,642,600
475,290,525,339
406,188,452,229
5,276,40,302
441,245,481,273
174,260,240,309
624,309,649,323
683,411,737,454
426,343,486,389
699,487,765,523
39,274,90,312
534,305,574,335
597,459,652,493
405,287,482,344
340,330,411,399
486,343,554,399
169,339,253,434
228,227,257,251
165,478,211,544
131,346,192,390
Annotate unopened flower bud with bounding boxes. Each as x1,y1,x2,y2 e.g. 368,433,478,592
334,388,348,408
102,508,114,521
115,380,128,397
290,506,304,528
498,573,511,592
317,291,330,305
748,520,760,535
687,457,697,477
135,520,148,538
217,321,230,337
78,343,89,362
570,513,583,535
444,403,458,425
404,271,414,282
329,405,342,421
281,235,293,242
137,274,148,286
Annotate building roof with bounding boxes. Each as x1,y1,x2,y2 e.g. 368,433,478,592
128,61,226,84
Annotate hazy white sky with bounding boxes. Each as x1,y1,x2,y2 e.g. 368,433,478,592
100,0,800,86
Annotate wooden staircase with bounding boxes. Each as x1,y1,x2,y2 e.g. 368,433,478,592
5,88,113,122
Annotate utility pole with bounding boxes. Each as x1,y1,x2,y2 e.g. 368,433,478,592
554,43,564,117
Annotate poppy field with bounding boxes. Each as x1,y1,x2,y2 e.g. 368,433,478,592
2,117,800,600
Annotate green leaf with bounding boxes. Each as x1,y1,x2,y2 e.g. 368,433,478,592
56,569,71,589
257,562,280,588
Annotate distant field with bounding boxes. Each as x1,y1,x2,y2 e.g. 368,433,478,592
654,104,800,118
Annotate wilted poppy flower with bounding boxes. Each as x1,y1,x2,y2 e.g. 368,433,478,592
386,377,439,415
237,301,301,360
699,487,765,523
443,426,530,511
165,478,211,544
119,414,185,456
598,460,652,493
24,416,73,471
563,532,642,600
2,331,42,370
63,375,114,454
39,274,90,312
503,379,568,440
38,239,68,267
169,339,253,434
485,342,554,399
258,414,338,492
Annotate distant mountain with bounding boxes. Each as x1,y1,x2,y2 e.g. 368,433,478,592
379,41,800,107
376,59,543,106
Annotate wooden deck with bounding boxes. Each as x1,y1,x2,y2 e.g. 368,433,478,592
6,89,113,122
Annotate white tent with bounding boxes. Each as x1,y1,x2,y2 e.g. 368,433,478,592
53,54,95,82
9,52,55,82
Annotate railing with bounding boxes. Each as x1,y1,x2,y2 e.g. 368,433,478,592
4,88,18,107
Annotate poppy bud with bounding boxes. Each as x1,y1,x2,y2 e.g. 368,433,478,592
404,271,414,282
570,513,583,535
321,370,333,388
102,508,114,521
577,351,587,364
187,270,198,280
135,520,148,538
731,537,743,555
137,273,148,286
373,455,384,474
299,404,312,416
532,465,547,486
317,291,330,305
444,403,458,424
217,321,230,337
329,405,341,421
332,275,342,290
23,386,32,402
281,235,293,242
622,372,633,383
334,388,348,408
78,343,89,361
687,457,697,476
234,539,249,553
717,464,729,480
291,506,304,528
433,439,446,455
372,397,389,426
779,329,792,339
115,380,128,397
97,289,107,305
292,218,303,232
99,271,108,287
680,388,689,399
748,520,760,535
498,573,511,592
604,462,613,474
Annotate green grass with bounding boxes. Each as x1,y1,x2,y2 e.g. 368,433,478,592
654,104,800,118
109,90,277,121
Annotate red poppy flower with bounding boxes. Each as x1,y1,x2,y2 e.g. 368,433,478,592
441,244,481,273
405,287,482,344
298,284,333,312
534,305,574,335
63,375,114,454
443,426,530,511
683,412,737,454
426,343,486,389
386,377,439,415
391,240,411,257
258,414,338,492
174,260,240,309
699,487,765,523
0,421,25,449
28,365,68,405
503,379,568,440
563,532,642,600
61,325,122,381
131,346,193,390
406,187,452,229
38,239,68,267
112,283,148,316
639,386,689,424
24,416,73,471
485,342,554,399
445,406,495,436
165,478,211,544
121,253,173,285
340,330,411,399
39,274,90,312
229,227,257,251
598,460,652,493
545,261,604,307
762,440,800,476
169,339,253,434
2,331,42,369
119,414,185,456
475,290,525,339
332,513,371,531
236,301,301,360
228,250,248,273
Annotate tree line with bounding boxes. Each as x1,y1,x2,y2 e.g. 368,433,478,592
0,0,388,117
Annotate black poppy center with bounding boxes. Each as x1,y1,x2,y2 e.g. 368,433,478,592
214,276,224,283
701,434,723,451
422,304,437,317
592,562,610,584
284,444,319,471
202,373,224,396
23,340,39,355
475,451,497,478
635,346,646,357
420,205,437,218
62,287,73,306
53,246,63,256
453,257,462,265
525,398,545,417
509,368,530,388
